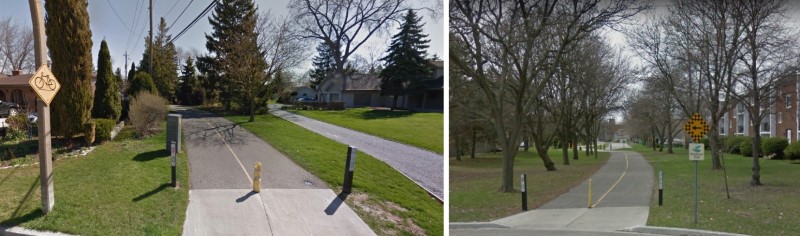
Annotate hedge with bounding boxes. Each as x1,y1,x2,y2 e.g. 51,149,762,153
740,138,753,157
785,141,800,160
92,118,117,143
762,137,789,159
725,136,749,154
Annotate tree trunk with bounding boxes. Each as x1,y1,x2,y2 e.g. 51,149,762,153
523,136,529,152
391,95,398,111
752,131,762,186
535,144,557,171
455,137,462,161
709,133,723,170
572,140,579,160
562,143,570,165
248,97,256,122
500,141,520,191
470,128,476,159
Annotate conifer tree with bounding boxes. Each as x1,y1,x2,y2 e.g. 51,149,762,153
92,40,122,120
45,0,94,138
177,57,202,105
379,10,432,110
140,18,178,102
309,43,334,89
127,71,157,97
205,0,267,121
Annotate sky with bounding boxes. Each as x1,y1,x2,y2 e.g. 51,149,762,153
0,0,444,77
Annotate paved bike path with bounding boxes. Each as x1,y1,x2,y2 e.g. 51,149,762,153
176,106,374,235
268,105,443,200
452,151,654,235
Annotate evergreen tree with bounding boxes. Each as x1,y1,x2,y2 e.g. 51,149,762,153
196,55,220,105
92,40,122,120
177,57,202,105
45,0,94,138
127,62,136,81
309,43,334,89
140,17,179,103
205,0,267,121
127,71,157,97
379,10,432,110
115,67,125,94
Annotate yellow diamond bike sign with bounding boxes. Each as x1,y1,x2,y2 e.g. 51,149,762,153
29,65,61,106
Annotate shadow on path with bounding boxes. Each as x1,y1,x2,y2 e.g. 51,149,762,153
324,192,350,215
235,191,258,203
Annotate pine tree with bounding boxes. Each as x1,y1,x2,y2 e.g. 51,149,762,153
45,0,94,138
127,71,157,97
379,10,432,111
309,43,334,89
140,18,178,103
205,0,267,121
92,40,122,120
127,62,136,82
177,57,202,105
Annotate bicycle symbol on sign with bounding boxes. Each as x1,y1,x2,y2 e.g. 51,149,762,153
34,73,57,91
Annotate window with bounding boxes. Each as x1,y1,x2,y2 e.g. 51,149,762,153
762,122,770,132
737,114,745,134
786,94,792,108
779,112,783,124
737,104,745,114
10,89,25,106
330,93,340,101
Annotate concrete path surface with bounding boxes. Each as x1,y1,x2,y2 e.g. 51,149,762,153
175,106,374,235
451,151,654,235
268,105,443,200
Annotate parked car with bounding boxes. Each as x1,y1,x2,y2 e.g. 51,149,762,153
0,100,20,117
296,97,317,102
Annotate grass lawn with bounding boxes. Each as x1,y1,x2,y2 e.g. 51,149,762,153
0,126,190,235
292,108,444,153
224,113,443,236
631,144,800,235
450,149,610,222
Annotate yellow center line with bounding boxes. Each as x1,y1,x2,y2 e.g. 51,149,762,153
591,151,629,208
202,118,253,184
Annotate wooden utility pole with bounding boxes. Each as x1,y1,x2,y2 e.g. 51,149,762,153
123,51,130,80
28,0,54,214
149,0,153,76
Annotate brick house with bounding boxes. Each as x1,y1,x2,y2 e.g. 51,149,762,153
719,76,799,142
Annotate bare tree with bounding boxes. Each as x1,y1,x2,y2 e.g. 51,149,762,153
732,0,797,186
628,0,747,169
0,17,34,74
289,0,435,80
450,0,645,192
258,11,308,78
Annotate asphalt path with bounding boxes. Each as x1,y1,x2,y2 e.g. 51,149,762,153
452,150,655,235
177,107,325,190
268,105,444,200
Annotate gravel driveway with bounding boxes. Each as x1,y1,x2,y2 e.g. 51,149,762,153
269,105,443,201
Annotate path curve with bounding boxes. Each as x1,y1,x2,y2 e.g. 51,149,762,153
268,105,444,200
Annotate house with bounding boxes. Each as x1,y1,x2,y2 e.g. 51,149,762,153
0,70,42,113
719,76,799,142
292,86,315,100
317,60,444,111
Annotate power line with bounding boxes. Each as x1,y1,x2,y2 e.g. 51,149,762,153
130,0,151,55
167,0,195,34
104,0,133,34
164,0,183,17
125,0,146,53
169,0,217,44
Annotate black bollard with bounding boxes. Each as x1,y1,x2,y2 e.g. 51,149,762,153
658,170,663,206
170,141,177,188
343,146,356,193
521,173,528,211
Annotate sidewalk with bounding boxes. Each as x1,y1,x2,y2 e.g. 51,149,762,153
174,106,374,235
268,105,443,200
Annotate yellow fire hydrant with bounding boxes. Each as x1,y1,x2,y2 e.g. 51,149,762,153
253,162,262,193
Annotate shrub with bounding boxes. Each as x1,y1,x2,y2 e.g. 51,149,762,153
725,136,749,154
83,121,96,146
739,138,753,157
785,141,800,160
127,71,158,98
129,92,168,138
5,113,29,133
92,118,117,143
762,137,789,159
701,138,709,150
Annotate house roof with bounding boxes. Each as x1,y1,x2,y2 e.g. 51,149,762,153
0,74,33,86
430,60,444,69
344,74,381,91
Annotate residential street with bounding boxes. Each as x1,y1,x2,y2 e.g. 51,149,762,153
451,151,654,235
175,106,374,235
268,104,444,200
